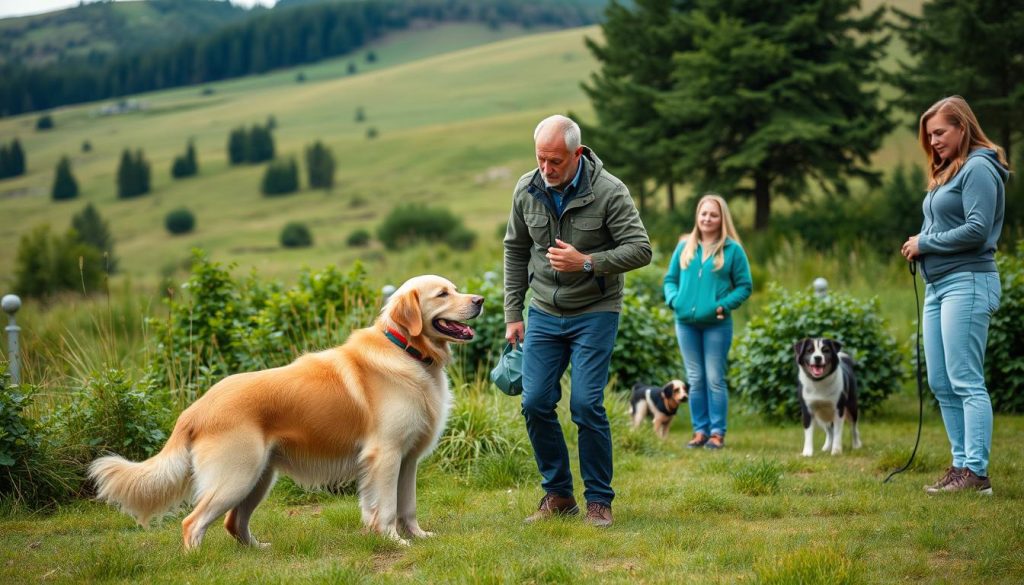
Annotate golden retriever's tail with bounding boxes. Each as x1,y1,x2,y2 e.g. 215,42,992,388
88,422,193,527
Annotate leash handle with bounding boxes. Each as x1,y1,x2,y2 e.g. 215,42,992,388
884,260,925,483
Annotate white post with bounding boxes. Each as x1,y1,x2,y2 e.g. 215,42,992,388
813,277,828,299
2,294,21,385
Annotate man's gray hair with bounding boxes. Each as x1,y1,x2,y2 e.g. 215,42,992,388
534,115,581,152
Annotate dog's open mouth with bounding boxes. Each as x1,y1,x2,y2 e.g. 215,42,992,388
807,364,826,378
433,318,475,340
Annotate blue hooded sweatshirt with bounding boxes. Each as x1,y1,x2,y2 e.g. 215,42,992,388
918,148,1009,283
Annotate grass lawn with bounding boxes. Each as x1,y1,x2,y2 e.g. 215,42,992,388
2,386,1021,584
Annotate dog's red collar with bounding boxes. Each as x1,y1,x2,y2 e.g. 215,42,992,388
384,327,433,365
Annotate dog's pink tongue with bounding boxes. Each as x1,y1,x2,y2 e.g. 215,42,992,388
809,364,825,377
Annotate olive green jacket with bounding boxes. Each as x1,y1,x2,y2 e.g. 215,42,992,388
503,147,652,322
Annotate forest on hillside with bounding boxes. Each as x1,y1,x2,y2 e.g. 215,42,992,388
0,0,601,117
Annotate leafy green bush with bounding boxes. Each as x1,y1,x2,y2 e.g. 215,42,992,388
36,114,54,130
377,203,475,251
730,283,906,422
52,369,169,463
165,208,196,235
987,241,1024,413
148,251,376,404
611,278,679,389
14,224,105,298
0,367,78,508
280,222,313,248
346,228,370,247
261,157,299,196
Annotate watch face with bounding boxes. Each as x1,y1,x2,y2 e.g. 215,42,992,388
584,260,592,272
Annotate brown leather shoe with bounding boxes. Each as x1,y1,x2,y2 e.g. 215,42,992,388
686,432,709,448
523,493,579,523
705,434,724,450
924,466,964,493
583,502,613,528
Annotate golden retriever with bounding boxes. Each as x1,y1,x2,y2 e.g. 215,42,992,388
89,275,483,549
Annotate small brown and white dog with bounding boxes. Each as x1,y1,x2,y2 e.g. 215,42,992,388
795,337,862,456
89,275,483,550
628,380,688,439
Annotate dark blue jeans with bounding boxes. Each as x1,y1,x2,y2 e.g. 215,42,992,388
521,307,619,507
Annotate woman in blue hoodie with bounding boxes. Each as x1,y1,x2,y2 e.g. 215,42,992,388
664,194,752,449
901,96,1009,495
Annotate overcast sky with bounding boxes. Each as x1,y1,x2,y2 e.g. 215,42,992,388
0,0,274,19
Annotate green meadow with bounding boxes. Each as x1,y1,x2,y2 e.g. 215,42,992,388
1,11,1022,584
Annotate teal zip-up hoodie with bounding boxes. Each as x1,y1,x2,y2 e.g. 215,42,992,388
918,148,1009,283
663,238,753,324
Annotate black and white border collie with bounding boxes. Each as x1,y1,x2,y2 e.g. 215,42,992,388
629,380,688,439
794,338,862,456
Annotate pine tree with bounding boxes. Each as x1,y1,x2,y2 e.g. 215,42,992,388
892,0,1024,162
117,149,151,198
305,140,336,190
654,0,890,229
172,140,199,178
71,202,117,272
261,157,299,196
10,138,25,176
580,0,691,214
228,127,248,165
249,125,275,163
51,155,79,200
0,144,10,179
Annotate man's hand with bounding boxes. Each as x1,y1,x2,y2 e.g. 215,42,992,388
546,239,590,272
901,235,920,261
716,306,725,320
506,321,525,345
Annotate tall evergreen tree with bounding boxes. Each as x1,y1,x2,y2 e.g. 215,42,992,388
581,0,693,213
0,145,10,179
117,149,151,198
71,202,117,273
654,0,891,229
892,0,1024,163
305,140,336,189
249,125,275,163
172,140,199,178
9,138,25,176
228,127,248,165
51,155,79,200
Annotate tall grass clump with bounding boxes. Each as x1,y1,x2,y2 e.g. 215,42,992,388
732,458,783,496
431,382,527,479
754,546,859,585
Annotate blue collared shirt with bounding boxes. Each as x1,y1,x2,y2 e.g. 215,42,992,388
547,160,583,217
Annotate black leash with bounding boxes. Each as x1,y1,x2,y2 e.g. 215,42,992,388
884,260,926,483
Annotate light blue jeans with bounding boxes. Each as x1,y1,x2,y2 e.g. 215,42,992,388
675,318,733,438
923,271,1001,477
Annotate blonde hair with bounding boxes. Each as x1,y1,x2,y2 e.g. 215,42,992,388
680,194,742,271
919,95,1008,190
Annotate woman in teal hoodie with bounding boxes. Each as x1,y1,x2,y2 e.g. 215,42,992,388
663,194,752,449
901,96,1009,495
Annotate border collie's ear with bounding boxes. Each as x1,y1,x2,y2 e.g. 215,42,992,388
794,338,811,357
391,289,423,337
826,339,843,353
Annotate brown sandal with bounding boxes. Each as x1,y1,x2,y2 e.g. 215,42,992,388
686,432,709,448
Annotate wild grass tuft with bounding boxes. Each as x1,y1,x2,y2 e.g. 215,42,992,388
732,458,784,496
754,545,860,585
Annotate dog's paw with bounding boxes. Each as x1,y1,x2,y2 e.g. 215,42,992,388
801,450,813,457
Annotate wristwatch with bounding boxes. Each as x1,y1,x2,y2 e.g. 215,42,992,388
582,257,593,273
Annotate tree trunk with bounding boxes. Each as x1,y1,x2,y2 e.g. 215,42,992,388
637,183,647,215
754,174,771,230
667,183,676,212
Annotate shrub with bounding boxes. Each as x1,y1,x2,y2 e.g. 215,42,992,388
730,283,905,422
987,241,1024,413
51,156,79,200
261,158,299,196
366,126,378,140
36,114,54,130
376,203,472,250
165,208,196,235
0,138,26,179
346,228,370,247
304,140,335,190
14,224,105,298
81,140,92,152
0,367,78,508
432,390,527,475
611,284,679,388
280,222,313,248
147,251,376,402
52,369,169,463
354,106,365,122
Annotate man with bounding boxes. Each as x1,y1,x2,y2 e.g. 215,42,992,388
503,115,652,528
